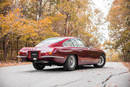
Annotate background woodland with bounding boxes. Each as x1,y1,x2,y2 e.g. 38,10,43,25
0,0,129,62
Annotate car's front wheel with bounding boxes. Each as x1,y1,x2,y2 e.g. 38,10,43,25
33,62,45,70
64,55,77,71
94,55,106,68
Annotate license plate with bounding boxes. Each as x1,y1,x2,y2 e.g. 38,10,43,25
31,51,39,58
33,58,37,60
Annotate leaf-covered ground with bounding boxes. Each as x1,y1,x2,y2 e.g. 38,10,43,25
0,61,31,67
122,62,130,72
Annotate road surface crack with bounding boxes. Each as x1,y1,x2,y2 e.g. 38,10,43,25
52,79,80,87
102,71,129,87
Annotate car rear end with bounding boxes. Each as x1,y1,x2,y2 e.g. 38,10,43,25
17,37,75,70
18,47,66,65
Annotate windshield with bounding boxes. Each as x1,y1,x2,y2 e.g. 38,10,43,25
35,37,65,47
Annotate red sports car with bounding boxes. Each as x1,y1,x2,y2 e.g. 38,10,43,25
18,37,106,71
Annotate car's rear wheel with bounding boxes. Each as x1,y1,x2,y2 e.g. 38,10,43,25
33,62,45,70
94,55,106,68
64,55,77,71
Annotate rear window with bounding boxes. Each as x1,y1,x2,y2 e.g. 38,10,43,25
63,39,74,47
35,37,65,47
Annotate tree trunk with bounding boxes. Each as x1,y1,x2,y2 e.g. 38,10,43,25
10,37,13,60
64,14,69,36
3,39,6,62
16,37,19,63
36,0,43,20
3,36,9,62
39,0,42,19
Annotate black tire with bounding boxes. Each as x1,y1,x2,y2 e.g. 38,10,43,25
32,62,45,70
64,55,77,71
94,55,106,68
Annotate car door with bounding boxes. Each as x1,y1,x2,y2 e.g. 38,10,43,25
70,38,91,64
62,38,98,65
83,47,99,64
87,48,100,58
72,38,98,64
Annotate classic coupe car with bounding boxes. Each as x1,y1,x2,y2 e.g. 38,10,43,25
18,37,106,71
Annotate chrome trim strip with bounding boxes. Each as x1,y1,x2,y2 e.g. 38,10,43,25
41,56,64,59
17,56,27,58
59,49,72,52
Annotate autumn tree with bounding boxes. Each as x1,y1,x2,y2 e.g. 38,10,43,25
0,0,11,15
14,0,99,47
0,0,101,62
107,0,130,61
0,8,59,62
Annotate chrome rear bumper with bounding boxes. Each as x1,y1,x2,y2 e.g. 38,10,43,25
17,55,64,59
17,56,27,58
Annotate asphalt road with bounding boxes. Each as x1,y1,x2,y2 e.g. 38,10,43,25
0,62,130,87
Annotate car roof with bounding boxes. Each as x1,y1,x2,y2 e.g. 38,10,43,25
48,37,76,40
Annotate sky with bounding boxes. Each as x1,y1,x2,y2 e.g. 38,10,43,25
91,0,114,43
92,0,114,17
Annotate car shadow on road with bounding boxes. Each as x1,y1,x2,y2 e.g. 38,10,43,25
43,65,95,72
23,65,113,73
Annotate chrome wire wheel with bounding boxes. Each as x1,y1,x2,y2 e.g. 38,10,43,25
68,56,76,68
64,55,77,71
97,56,104,66
94,55,106,68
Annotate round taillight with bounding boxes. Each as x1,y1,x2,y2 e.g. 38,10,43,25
41,53,46,56
19,52,26,56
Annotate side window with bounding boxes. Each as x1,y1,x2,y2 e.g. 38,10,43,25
71,39,79,47
76,39,85,47
63,38,85,47
63,39,74,47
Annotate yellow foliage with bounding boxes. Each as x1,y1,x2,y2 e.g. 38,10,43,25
0,8,59,41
